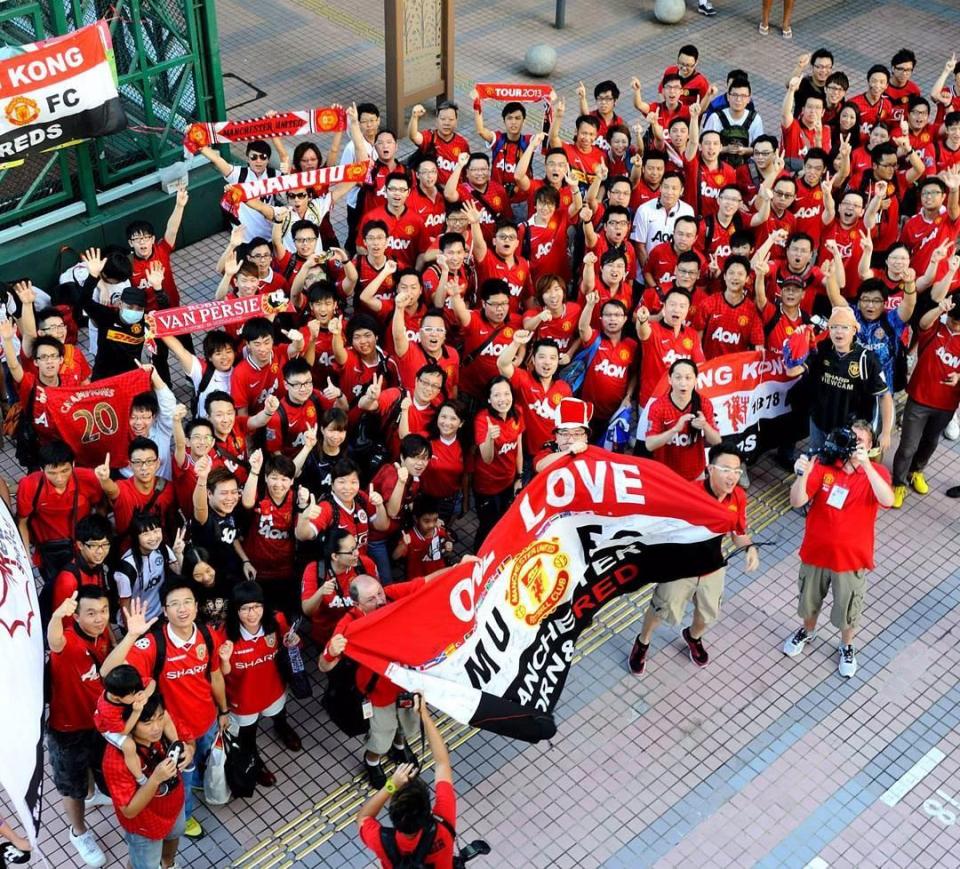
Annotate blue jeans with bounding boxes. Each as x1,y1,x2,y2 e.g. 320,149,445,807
183,717,218,818
367,538,393,585
125,805,185,869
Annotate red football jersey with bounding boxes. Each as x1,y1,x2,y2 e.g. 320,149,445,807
407,186,448,244
307,494,374,551
459,310,522,398
519,212,571,283
222,613,289,716
131,238,180,310
475,251,533,314
243,490,295,580
472,409,524,495
693,294,765,359
421,436,464,499
908,320,960,412
417,130,470,184
637,321,705,403
780,121,831,161
581,334,638,420
509,368,572,454
231,347,285,416
300,555,378,644
848,93,893,136
49,625,110,732
457,181,511,243
646,393,716,481
683,156,737,218
529,301,581,354
792,177,827,248
358,206,428,269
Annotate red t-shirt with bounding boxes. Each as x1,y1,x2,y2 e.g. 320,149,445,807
51,561,108,615
301,555,378,644
529,302,581,354
49,624,110,732
518,211,572,284
298,324,338,387
337,349,400,405
407,187,448,245
343,255,395,306
264,394,327,457
562,142,605,187
760,302,806,355
886,80,922,124
792,177,827,248
368,462,421,542
131,238,180,310
908,320,960,412
94,692,127,737
799,461,890,571
683,156,736,218
417,130,470,184
231,347,285,416
222,613,289,716
475,252,533,315
308,495,374,551
660,67,710,106
421,436,464,499
395,342,460,398
103,741,185,839
472,410,523,495
819,221,868,297
692,294,764,359
16,469,103,548
646,393,715,481
360,780,456,868
125,625,221,741
17,370,85,448
848,93,893,136
359,206,428,270
458,181,511,243
243,491,295,580
509,368,571,454
780,121,831,162
459,310,522,399
112,478,175,539
581,334,638,420
637,321,705,404
403,526,449,577
899,210,960,279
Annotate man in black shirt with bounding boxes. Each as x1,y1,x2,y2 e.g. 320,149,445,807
787,306,892,454
191,457,247,582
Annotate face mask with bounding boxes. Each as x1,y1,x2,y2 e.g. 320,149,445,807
120,308,143,325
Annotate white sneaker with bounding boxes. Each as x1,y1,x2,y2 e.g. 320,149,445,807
782,627,814,656
944,413,960,441
84,787,112,808
838,644,858,678
69,828,106,868
698,0,717,15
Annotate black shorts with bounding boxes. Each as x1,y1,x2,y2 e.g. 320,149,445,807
47,728,105,799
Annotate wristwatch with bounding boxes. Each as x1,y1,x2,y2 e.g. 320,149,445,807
385,778,397,794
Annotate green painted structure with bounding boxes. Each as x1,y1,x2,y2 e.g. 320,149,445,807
0,0,228,286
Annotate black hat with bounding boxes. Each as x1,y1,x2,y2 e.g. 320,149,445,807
120,286,147,307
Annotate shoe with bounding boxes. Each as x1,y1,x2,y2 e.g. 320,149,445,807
892,485,906,509
628,638,649,674
782,627,814,656
366,762,387,789
84,787,112,808
758,22,769,34
838,644,857,678
388,743,418,766
944,415,959,441
257,766,277,787
682,627,709,667
947,485,960,499
698,0,716,15
69,828,106,868
910,472,929,495
183,816,203,839
1,842,31,864
781,26,793,38
274,719,302,752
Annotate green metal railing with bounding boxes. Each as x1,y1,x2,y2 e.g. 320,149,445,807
0,0,225,230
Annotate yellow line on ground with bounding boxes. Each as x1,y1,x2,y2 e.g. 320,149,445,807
233,471,800,867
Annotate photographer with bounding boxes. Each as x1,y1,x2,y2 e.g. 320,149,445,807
356,699,457,867
782,421,894,678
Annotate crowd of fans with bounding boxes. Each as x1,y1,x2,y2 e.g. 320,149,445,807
1,36,959,869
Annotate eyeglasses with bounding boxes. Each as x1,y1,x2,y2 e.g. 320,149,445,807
417,378,443,390
484,300,509,309
166,599,196,609
81,541,111,550
606,219,630,227
892,65,914,73
878,161,898,169
35,354,61,362
249,154,269,161
495,234,518,242
709,465,742,475
129,234,154,241
130,458,158,468
286,379,313,388
248,252,271,259
238,603,264,614
421,326,445,334
753,149,774,157
812,62,833,70
773,190,795,198
386,186,409,193
335,547,359,556
294,236,316,243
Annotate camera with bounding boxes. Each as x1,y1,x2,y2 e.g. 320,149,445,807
166,740,184,766
396,692,416,710
817,426,859,465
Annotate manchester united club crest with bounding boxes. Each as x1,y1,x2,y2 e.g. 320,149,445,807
738,315,749,326
682,337,694,349
4,96,39,126
265,633,276,648
503,327,514,339
813,190,823,201
562,320,572,332
823,472,835,487
618,348,630,361
714,173,724,185
508,538,570,626
785,325,794,335
551,392,563,405
848,361,861,377
196,643,207,661
404,224,416,236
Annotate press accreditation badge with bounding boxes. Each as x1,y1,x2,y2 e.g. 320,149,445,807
362,700,373,720
826,484,849,509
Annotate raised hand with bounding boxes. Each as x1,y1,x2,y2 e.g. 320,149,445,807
123,598,158,637
81,247,106,278
248,448,264,475
95,453,112,482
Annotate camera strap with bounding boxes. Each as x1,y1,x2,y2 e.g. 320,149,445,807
721,538,779,566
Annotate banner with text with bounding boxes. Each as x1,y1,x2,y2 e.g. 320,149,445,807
183,106,347,155
343,448,737,742
220,161,368,215
149,292,293,338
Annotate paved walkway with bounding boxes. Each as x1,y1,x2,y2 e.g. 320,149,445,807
15,0,960,866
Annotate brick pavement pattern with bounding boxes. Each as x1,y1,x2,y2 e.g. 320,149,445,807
13,0,960,867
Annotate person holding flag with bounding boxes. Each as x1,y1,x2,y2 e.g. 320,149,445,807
629,443,759,675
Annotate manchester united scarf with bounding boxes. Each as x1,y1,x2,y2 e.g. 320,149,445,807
342,448,737,742
148,292,293,338
636,350,802,459
183,107,347,155
474,82,555,127
220,161,368,217
0,22,126,169
44,368,150,467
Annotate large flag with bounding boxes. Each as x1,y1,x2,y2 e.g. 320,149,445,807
342,448,738,742
0,500,45,852
43,368,150,467
0,21,126,169
637,351,801,460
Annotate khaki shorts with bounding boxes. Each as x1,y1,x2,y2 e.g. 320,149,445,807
797,564,867,630
365,701,420,756
649,568,726,627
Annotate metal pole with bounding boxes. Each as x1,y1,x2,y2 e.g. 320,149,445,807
555,0,566,28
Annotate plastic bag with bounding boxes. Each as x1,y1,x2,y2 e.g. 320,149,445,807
203,731,230,805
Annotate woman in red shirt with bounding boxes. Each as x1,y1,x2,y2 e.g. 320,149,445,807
472,376,524,548
301,529,378,644
240,450,298,617
219,581,303,788
421,400,467,523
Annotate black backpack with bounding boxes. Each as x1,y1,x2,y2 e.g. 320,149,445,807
14,385,40,470
321,656,379,737
150,621,215,683
717,109,757,168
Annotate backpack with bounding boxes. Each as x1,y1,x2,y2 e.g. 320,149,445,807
322,655,380,736
13,386,39,470
350,395,401,484
190,362,219,417
222,729,259,799
275,395,323,448
717,109,757,168
491,132,530,197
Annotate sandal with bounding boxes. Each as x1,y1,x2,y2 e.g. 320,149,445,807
759,23,769,34
782,27,793,38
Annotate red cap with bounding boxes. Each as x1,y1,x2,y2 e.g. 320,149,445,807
554,397,594,429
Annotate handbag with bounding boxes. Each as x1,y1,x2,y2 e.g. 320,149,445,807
202,731,230,805
222,730,257,799
321,660,379,737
